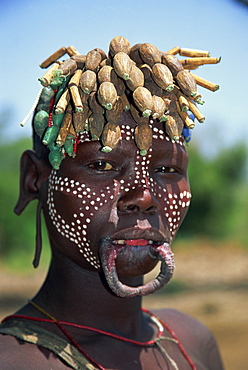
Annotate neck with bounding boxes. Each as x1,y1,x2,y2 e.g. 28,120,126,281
32,248,145,336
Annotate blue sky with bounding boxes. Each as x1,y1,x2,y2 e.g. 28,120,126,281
0,0,248,157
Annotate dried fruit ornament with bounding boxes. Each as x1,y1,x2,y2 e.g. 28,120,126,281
23,36,221,169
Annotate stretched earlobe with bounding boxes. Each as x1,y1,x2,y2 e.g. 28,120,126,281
33,198,43,268
14,150,51,215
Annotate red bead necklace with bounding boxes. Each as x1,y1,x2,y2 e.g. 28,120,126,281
2,301,196,370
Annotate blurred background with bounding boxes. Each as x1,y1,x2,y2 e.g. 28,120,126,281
0,0,247,368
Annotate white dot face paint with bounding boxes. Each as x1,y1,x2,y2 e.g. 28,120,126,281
46,117,190,270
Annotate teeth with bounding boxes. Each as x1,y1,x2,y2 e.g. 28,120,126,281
113,239,163,245
114,240,125,245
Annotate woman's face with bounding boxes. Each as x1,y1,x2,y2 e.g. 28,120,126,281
43,112,191,296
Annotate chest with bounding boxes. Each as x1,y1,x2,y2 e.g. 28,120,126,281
46,336,207,370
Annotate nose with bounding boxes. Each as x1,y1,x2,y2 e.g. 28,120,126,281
117,188,160,215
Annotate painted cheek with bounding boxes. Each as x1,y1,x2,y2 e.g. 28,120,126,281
151,125,191,238
164,185,191,238
47,169,117,269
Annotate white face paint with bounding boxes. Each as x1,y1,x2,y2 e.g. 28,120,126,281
47,120,191,269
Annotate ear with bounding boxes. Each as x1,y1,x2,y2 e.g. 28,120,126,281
14,150,51,215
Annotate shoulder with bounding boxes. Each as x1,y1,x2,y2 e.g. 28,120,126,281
0,333,68,369
155,307,210,337
152,308,224,370
0,334,41,369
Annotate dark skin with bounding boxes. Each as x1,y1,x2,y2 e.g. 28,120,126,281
0,113,224,369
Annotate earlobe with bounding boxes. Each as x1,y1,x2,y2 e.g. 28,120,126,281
14,150,51,215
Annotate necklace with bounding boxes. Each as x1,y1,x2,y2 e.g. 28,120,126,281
2,301,196,370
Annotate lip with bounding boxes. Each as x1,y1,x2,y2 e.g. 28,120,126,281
109,227,168,245
113,239,163,247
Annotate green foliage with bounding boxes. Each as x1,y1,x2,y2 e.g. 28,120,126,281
178,143,248,242
0,137,50,269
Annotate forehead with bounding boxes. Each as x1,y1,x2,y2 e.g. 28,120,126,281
77,112,187,161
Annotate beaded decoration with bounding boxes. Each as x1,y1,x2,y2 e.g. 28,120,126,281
29,36,220,169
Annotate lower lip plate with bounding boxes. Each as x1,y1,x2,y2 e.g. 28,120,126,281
99,240,175,298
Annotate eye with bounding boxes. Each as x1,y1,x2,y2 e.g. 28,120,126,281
154,166,176,173
90,160,114,171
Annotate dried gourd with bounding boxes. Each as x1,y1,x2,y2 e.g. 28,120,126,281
176,70,197,97
140,64,163,96
139,43,161,67
101,122,122,152
152,95,167,121
89,113,105,140
78,86,90,105
80,70,97,94
130,104,149,125
113,51,133,80
105,97,123,123
109,36,131,56
144,78,163,97
140,63,152,79
100,58,112,67
125,64,144,91
97,65,118,85
165,115,182,142
161,96,172,111
115,75,126,96
161,53,184,77
97,81,118,110
152,63,174,91
85,49,102,72
134,122,153,155
176,70,204,105
133,86,153,117
88,92,104,115
129,43,143,65
94,48,107,61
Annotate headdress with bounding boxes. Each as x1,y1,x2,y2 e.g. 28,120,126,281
26,36,220,169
